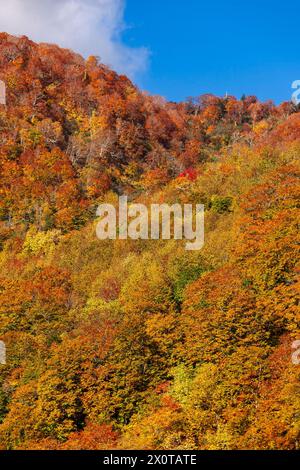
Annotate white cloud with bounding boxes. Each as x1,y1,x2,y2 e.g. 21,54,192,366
0,0,149,79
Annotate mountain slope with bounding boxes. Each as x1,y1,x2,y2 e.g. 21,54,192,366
0,34,299,450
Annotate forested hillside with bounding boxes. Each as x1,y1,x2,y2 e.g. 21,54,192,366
0,33,299,450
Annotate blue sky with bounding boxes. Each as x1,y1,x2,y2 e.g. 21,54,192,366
0,0,298,104
123,0,299,103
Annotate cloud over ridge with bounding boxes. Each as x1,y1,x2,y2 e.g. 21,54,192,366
0,0,148,79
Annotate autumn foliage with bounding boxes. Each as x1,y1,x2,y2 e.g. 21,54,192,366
0,33,299,450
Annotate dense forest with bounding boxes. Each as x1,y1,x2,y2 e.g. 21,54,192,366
0,33,299,450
